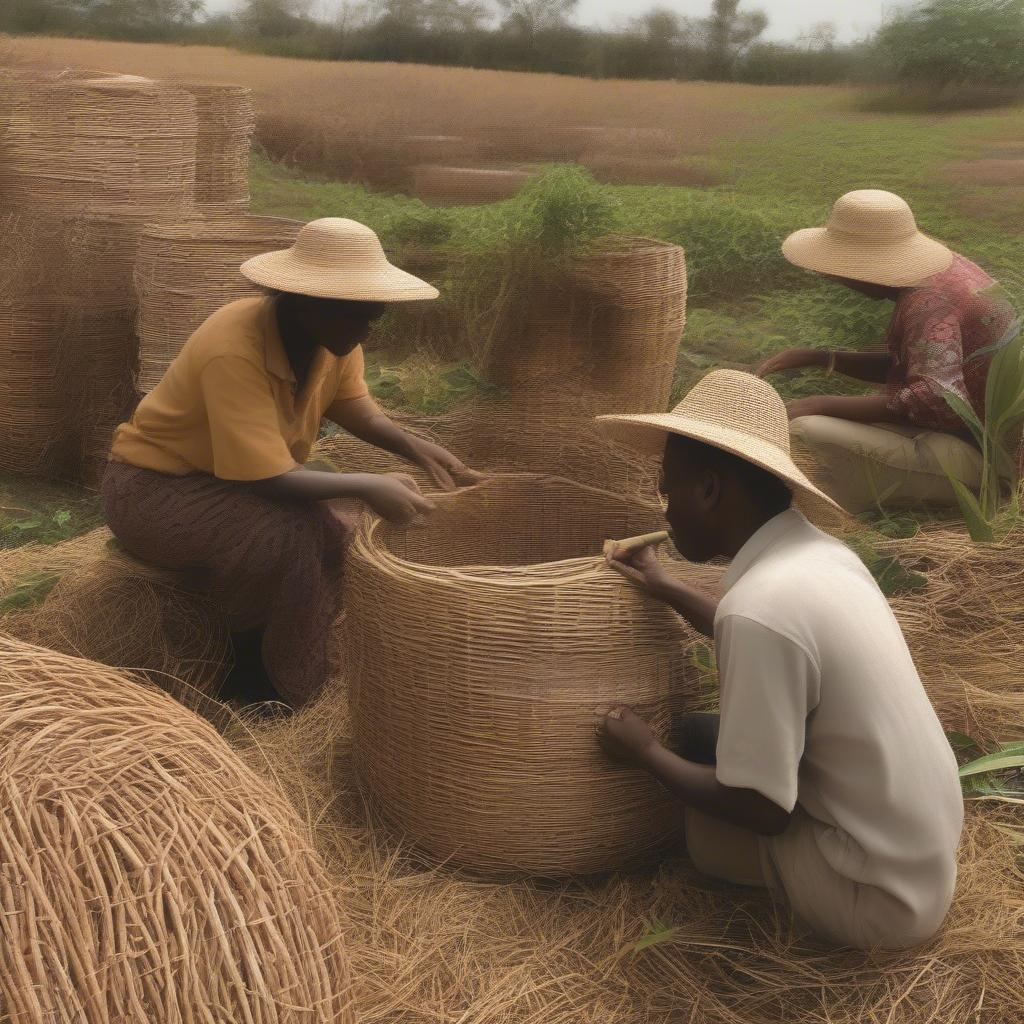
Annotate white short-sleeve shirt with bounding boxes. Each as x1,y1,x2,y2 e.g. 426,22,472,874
714,509,964,947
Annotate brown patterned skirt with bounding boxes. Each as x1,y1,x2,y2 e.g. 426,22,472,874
101,460,352,708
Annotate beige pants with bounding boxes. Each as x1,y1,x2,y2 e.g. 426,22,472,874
685,807,946,950
790,416,983,515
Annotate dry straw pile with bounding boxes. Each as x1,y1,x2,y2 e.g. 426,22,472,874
134,215,301,391
344,474,710,875
0,636,356,1023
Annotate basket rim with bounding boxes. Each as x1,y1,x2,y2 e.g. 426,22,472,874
352,472,666,586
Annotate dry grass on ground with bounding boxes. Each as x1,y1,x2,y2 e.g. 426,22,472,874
5,35,842,172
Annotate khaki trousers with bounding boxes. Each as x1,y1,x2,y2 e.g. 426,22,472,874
790,416,983,515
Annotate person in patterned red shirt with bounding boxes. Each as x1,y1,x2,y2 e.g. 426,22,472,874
757,190,1019,514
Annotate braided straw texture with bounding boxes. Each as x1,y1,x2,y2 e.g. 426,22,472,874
183,83,256,211
0,74,197,218
413,165,533,206
344,474,710,876
0,635,356,1024
134,216,302,392
482,236,687,416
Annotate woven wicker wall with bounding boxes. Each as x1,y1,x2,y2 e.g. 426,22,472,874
183,83,256,211
482,236,688,417
344,474,703,876
134,216,302,392
0,635,356,1022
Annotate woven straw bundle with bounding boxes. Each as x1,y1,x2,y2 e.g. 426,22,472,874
183,83,256,211
483,236,687,416
0,635,356,1023
0,74,197,218
134,215,302,391
344,474,705,876
7,550,233,717
413,165,534,207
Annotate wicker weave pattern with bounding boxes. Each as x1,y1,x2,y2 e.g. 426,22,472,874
0,635,356,1023
134,216,302,391
183,83,255,211
344,474,706,876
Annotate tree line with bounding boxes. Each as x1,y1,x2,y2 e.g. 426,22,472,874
4,0,1024,95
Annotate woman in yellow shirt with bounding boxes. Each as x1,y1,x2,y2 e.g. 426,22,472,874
105,218,481,710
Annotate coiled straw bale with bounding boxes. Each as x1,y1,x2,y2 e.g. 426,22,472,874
183,82,256,211
0,635,356,1024
134,215,302,392
8,550,232,717
0,74,197,218
344,473,709,876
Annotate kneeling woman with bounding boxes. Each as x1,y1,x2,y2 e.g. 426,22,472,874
104,218,481,709
759,190,1019,514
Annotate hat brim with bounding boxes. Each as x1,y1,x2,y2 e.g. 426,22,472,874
239,249,440,302
595,412,848,526
782,227,953,288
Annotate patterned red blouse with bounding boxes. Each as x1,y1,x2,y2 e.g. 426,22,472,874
885,253,1018,432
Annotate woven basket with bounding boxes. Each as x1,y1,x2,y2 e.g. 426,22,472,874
482,235,687,416
183,83,256,211
0,74,197,218
134,215,302,392
0,635,356,1022
344,474,706,876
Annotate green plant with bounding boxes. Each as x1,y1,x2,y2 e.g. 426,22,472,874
940,314,1024,542
957,738,1024,803
0,570,60,612
844,529,929,598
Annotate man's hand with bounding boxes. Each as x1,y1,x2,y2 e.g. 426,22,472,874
606,542,670,594
595,705,661,768
361,473,436,525
409,438,486,492
756,348,826,378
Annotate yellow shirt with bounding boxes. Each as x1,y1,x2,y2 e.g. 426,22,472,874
111,297,369,480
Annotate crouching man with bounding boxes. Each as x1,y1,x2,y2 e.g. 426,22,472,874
593,369,963,950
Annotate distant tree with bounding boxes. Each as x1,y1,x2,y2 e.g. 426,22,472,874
876,0,1024,87
495,0,579,34
239,0,311,36
625,6,699,78
798,21,838,51
701,0,768,79
65,0,204,36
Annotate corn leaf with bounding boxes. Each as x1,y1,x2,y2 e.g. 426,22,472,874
985,320,1024,428
947,476,995,542
940,389,985,447
959,743,1024,778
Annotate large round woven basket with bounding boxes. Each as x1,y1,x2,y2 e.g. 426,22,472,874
134,215,302,392
0,635,356,1023
344,474,707,876
183,83,256,211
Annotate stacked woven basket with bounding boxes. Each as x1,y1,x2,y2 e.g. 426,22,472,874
344,474,704,876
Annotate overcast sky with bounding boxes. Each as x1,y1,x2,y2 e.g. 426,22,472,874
204,1,897,44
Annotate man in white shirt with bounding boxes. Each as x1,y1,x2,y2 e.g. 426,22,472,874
593,369,964,950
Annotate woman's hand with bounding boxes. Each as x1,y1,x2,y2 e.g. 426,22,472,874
606,542,671,594
756,348,826,378
361,473,437,525
409,438,486,492
595,705,661,767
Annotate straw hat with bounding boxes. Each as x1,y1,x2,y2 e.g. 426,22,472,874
595,369,846,519
783,190,953,288
240,218,439,301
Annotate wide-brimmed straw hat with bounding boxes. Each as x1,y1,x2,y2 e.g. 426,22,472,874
240,218,439,301
783,190,953,288
595,369,846,521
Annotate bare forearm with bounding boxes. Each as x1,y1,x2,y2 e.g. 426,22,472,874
251,467,378,502
641,743,790,836
649,575,719,638
832,351,893,384
345,412,421,462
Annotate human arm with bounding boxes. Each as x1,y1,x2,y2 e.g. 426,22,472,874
757,348,893,384
605,543,718,638
327,394,484,491
784,393,904,423
596,707,791,835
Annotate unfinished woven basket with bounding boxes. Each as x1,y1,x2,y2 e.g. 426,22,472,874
0,635,356,1023
344,473,708,876
134,215,302,391
482,235,687,416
